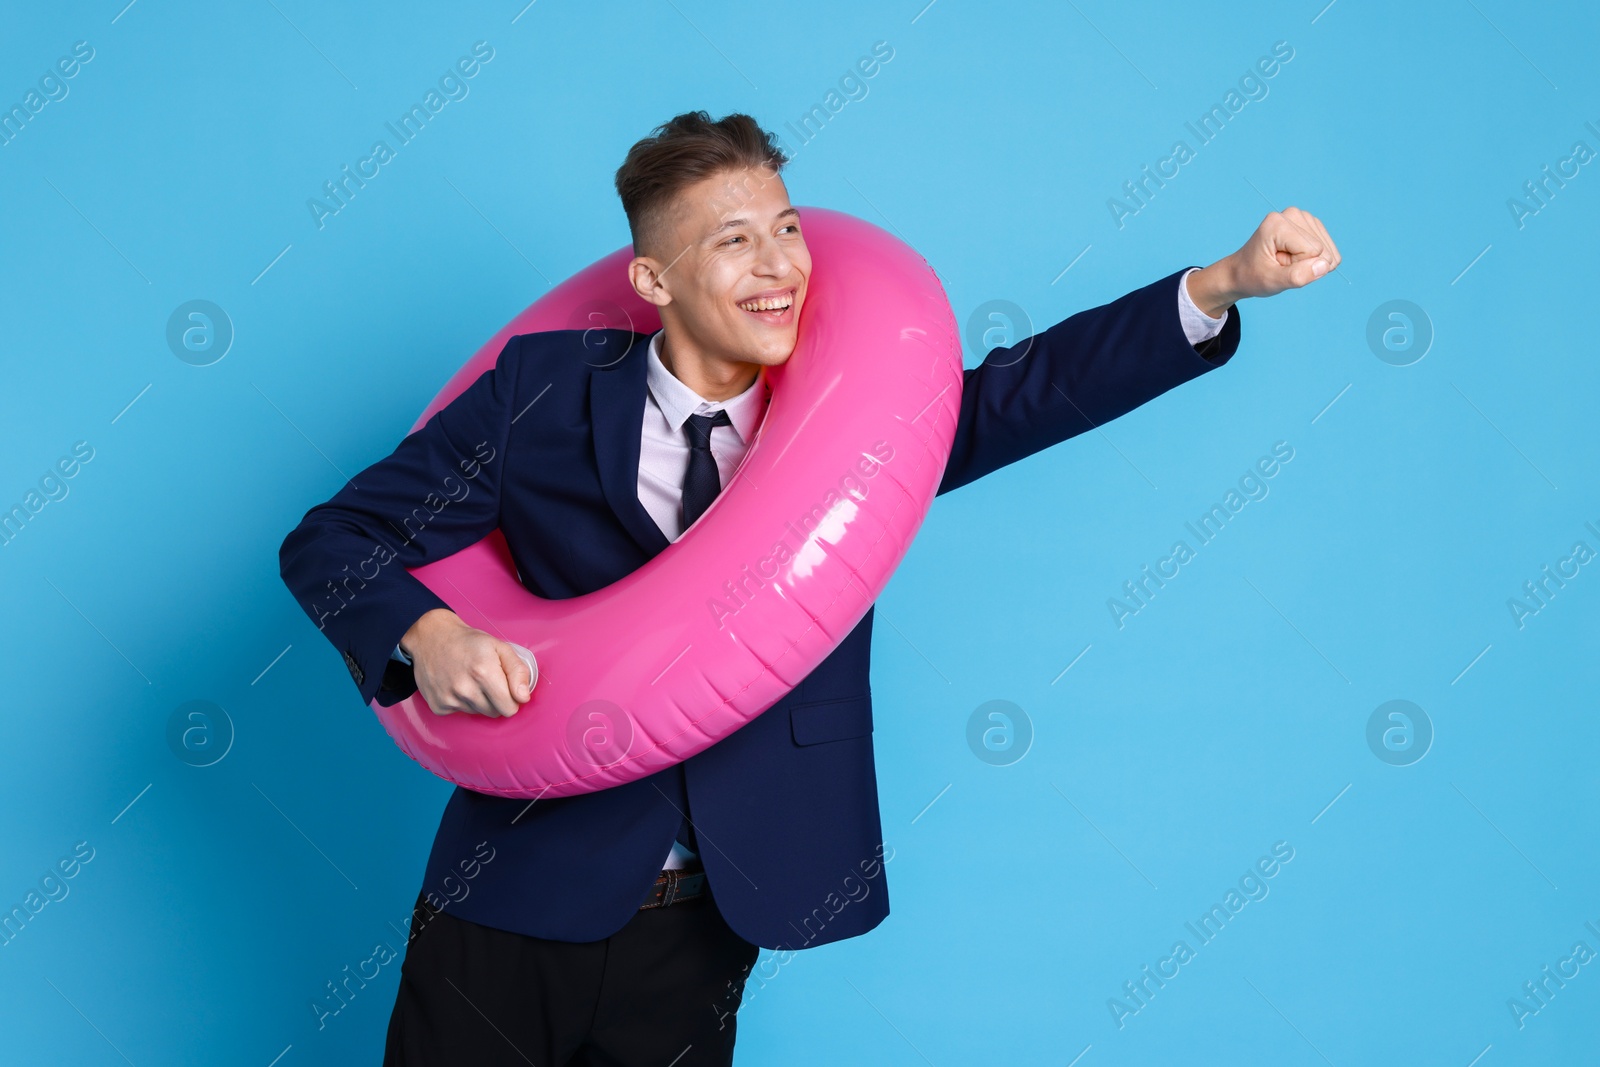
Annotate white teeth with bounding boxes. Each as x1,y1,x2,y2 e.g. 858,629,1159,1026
738,295,792,312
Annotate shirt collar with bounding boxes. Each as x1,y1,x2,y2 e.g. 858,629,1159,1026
646,329,769,443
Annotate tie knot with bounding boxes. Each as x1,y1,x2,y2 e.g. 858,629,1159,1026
683,408,731,449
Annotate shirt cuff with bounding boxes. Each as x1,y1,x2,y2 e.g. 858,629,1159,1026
1177,267,1228,347
391,643,412,666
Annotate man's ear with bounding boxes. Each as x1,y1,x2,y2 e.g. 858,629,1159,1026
628,256,673,308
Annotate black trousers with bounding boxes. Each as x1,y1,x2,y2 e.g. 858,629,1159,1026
382,885,761,1066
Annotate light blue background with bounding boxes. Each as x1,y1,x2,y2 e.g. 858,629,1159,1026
2,0,1597,1063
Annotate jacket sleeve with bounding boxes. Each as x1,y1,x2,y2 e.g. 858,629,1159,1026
278,334,525,707
936,267,1240,496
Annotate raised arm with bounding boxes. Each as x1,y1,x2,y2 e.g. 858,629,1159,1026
937,207,1340,495
936,266,1239,496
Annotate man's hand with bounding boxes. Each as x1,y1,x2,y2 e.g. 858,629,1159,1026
1185,207,1342,319
400,608,533,718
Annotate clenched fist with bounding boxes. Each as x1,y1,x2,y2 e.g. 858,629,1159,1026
1185,206,1342,318
399,608,533,718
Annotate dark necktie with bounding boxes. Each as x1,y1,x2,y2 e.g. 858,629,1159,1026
680,408,732,531
674,407,731,855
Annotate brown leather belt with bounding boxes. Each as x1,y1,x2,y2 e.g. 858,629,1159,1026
639,865,707,910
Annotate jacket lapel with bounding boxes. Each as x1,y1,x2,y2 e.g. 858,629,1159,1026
588,332,673,557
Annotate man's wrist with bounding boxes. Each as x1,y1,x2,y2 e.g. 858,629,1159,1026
1185,257,1244,320
400,607,462,661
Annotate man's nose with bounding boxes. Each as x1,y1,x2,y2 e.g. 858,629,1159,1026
751,235,793,277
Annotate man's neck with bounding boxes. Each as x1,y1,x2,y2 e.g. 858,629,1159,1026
658,327,761,402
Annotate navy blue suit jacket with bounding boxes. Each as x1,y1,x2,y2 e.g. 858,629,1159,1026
278,266,1239,950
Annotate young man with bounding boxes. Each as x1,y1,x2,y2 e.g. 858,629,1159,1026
278,111,1339,1065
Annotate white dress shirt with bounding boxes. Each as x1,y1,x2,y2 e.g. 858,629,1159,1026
637,330,772,543
396,274,1230,872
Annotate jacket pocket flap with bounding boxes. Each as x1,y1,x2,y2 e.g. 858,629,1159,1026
790,695,874,746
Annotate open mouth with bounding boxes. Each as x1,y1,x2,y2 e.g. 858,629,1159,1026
736,289,796,326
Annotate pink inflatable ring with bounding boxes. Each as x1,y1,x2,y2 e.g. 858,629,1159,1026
374,208,962,798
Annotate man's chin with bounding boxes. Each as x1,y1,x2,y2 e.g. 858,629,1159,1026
736,335,798,366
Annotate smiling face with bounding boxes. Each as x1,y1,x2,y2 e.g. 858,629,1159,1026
628,165,811,394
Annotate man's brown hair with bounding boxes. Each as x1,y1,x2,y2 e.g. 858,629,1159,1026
614,110,788,259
